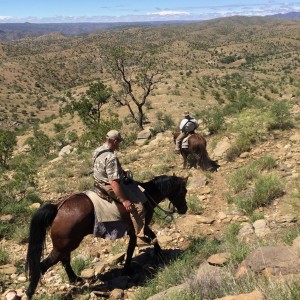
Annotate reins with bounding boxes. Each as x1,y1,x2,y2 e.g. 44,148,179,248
143,189,176,222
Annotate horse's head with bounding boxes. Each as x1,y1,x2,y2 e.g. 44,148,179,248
168,175,188,214
140,175,188,215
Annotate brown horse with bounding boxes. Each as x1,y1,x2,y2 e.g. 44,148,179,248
173,132,219,171
25,175,188,299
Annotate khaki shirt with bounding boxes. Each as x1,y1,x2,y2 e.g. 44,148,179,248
93,144,124,184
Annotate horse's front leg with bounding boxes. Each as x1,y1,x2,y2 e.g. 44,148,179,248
123,230,137,275
144,226,162,255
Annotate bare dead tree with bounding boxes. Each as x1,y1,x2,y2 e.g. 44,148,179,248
106,46,164,130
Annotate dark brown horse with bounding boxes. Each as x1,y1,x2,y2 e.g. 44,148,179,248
173,132,219,171
25,175,188,299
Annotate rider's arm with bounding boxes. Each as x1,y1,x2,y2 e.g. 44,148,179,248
109,179,132,212
179,119,186,130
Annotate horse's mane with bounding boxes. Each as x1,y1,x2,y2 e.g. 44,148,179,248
151,175,183,196
138,175,181,197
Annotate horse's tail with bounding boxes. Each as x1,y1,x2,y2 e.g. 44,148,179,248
193,134,219,172
25,203,57,297
201,148,220,171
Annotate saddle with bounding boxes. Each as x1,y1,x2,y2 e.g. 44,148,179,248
181,133,194,149
94,176,135,203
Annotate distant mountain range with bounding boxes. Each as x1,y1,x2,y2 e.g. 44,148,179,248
268,11,300,19
0,20,199,42
0,12,299,42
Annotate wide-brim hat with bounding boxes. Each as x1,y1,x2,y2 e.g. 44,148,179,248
106,130,123,141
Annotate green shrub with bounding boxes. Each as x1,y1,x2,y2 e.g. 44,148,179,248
249,212,265,223
0,189,33,241
227,157,281,215
53,123,64,133
163,114,176,129
252,156,276,170
269,100,293,130
237,174,283,214
71,256,90,275
78,118,122,151
25,130,53,157
226,110,272,160
222,223,250,265
12,225,29,244
67,131,79,143
229,157,276,193
229,167,257,193
0,129,17,168
251,174,283,208
155,111,164,120
201,107,225,134
279,227,300,245
0,246,9,264
223,91,265,115
187,196,204,215
151,113,176,134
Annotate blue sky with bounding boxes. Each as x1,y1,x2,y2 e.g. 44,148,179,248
1,0,299,23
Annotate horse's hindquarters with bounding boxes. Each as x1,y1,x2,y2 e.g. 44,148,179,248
51,195,94,250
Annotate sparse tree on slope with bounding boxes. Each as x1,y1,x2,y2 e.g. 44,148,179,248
0,129,17,168
106,46,164,130
72,81,111,126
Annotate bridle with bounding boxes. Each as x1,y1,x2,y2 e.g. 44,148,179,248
144,177,187,221
144,190,176,221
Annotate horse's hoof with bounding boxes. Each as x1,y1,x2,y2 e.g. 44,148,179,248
26,291,33,300
71,277,84,285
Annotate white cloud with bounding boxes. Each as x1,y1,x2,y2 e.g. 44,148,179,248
146,10,190,16
0,16,12,20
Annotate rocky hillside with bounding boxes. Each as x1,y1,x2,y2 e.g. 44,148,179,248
0,16,300,300
1,103,300,299
1,16,300,129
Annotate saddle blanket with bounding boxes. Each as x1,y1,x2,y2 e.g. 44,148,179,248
182,135,191,148
84,190,128,240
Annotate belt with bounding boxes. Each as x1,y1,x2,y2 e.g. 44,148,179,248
94,181,113,202
94,178,109,185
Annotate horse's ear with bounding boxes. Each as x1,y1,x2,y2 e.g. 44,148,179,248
173,172,176,177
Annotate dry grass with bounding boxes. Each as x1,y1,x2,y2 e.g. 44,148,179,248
1,17,299,131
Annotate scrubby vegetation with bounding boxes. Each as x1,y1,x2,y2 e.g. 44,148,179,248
0,16,299,299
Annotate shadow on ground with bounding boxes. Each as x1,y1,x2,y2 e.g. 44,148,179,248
67,247,183,298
